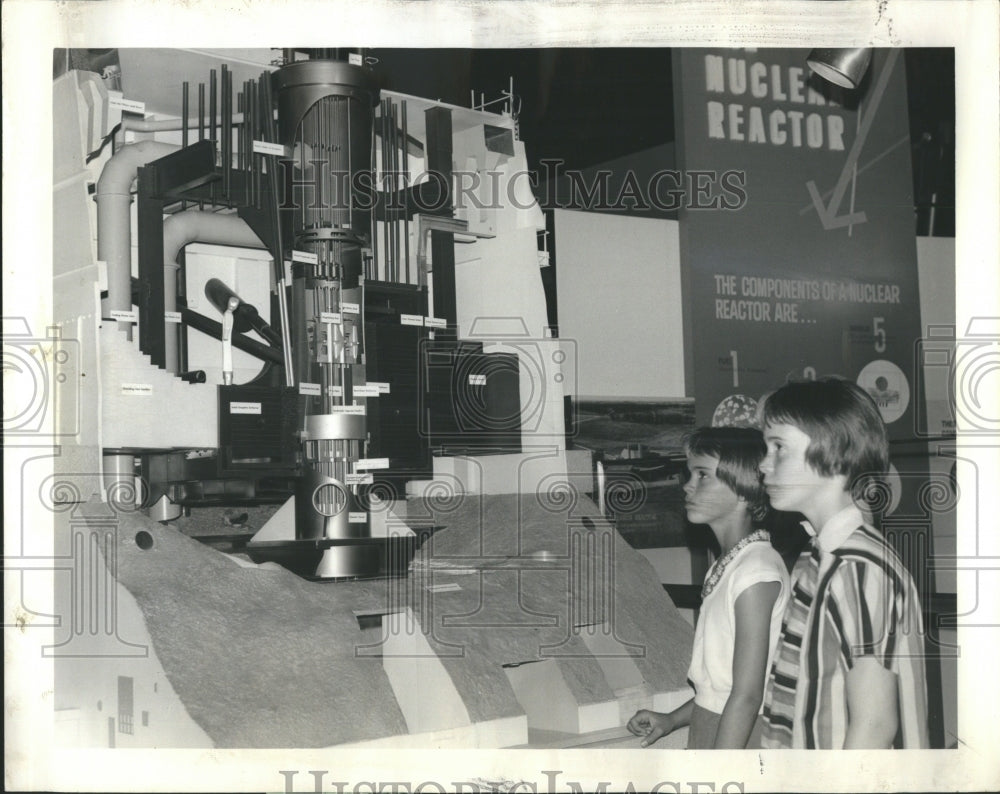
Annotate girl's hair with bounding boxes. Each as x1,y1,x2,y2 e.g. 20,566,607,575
684,426,768,521
761,377,890,495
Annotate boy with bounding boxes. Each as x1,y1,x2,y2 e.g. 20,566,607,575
628,427,789,748
758,377,929,749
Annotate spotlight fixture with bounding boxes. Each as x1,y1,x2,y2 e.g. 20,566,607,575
806,48,873,89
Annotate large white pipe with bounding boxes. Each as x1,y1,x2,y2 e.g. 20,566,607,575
120,111,276,133
96,141,180,316
162,210,266,372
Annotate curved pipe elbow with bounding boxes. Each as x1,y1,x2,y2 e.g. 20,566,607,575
96,140,181,197
162,211,266,268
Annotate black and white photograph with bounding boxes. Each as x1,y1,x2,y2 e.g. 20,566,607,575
4,1,998,792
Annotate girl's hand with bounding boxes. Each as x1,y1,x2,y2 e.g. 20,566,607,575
627,709,673,747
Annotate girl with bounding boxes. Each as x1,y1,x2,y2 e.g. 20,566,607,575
627,426,790,748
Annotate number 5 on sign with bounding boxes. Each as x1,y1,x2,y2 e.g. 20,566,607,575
873,316,886,352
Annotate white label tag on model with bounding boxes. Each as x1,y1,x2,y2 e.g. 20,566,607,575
252,140,288,157
426,582,462,593
329,385,343,397
121,383,153,396
353,384,380,398
468,374,487,386
165,311,182,324
425,316,447,328
354,458,390,470
330,404,366,415
109,93,146,114
110,310,138,323
400,313,424,326
230,402,262,415
298,382,322,396
348,511,369,523
340,302,360,315
369,381,391,394
346,474,374,486
291,250,318,265
348,53,363,66
319,312,342,324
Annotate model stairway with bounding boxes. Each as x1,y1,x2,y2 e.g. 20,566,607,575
100,322,218,449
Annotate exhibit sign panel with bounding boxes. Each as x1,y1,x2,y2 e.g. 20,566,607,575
672,48,951,615
672,48,924,439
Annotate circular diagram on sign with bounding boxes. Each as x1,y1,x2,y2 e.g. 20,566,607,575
711,394,760,428
857,360,910,424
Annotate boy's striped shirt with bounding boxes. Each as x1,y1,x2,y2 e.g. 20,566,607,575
761,505,929,749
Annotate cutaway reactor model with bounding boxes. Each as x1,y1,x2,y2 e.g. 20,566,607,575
57,49,567,579
48,48,694,750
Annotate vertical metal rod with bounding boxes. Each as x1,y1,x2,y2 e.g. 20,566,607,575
389,100,396,283
272,161,294,388
228,67,234,200
265,74,296,387
227,77,233,204
387,100,393,283
209,70,217,203
327,95,333,276
401,100,410,284
391,100,398,283
210,70,217,148
396,101,404,282
246,80,253,206
198,84,205,141
245,84,251,206
239,82,247,206
250,77,264,209
277,271,294,387
220,67,226,200
222,65,231,200
391,101,400,282
263,73,276,215
236,88,243,172
312,98,320,269
370,106,377,281
346,92,353,238
323,97,329,275
381,100,389,282
266,74,278,141
248,79,256,208
181,82,190,211
182,82,189,148
198,83,206,210
386,100,393,282
253,77,262,209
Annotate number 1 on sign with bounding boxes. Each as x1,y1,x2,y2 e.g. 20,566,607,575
730,350,739,388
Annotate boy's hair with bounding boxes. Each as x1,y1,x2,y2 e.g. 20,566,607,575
684,426,768,521
761,377,890,492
